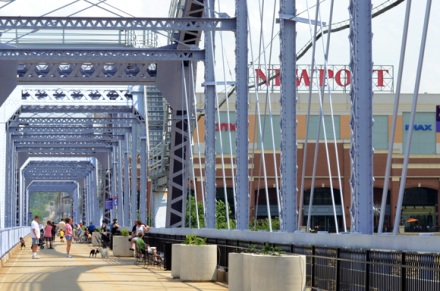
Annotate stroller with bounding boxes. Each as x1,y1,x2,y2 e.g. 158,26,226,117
39,229,45,249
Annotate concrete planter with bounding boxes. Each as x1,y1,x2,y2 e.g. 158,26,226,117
173,244,217,282
228,253,244,291
92,232,101,246
171,244,184,278
112,236,133,257
229,253,306,291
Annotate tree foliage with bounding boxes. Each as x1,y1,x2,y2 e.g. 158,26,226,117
250,217,280,231
185,194,236,229
29,192,54,221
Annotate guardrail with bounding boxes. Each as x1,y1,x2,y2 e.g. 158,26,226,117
0,227,30,259
146,231,440,291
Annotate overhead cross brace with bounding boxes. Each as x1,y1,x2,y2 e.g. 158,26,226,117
0,17,236,31
0,48,205,62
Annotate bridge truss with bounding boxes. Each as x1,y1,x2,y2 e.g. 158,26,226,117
0,0,397,236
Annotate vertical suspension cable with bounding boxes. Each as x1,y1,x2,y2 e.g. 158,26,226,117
247,0,274,231
317,0,347,232
190,63,207,220
258,0,282,229
303,0,323,233
378,0,411,234
217,0,236,229
304,0,339,234
213,72,231,229
393,0,431,235
204,0,232,229
143,86,151,223
182,62,200,228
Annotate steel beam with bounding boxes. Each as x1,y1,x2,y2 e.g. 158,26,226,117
349,0,374,234
0,48,205,62
279,0,297,232
0,16,236,31
235,0,249,230
203,0,216,229
17,62,157,85
165,111,189,227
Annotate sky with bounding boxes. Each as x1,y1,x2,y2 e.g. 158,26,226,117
0,0,439,94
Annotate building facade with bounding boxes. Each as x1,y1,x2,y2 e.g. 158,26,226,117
191,92,440,232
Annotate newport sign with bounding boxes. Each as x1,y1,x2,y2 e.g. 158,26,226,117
251,65,394,92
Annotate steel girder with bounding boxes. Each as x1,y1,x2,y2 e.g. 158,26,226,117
27,181,78,192
12,134,124,142
165,111,189,227
9,117,138,127
0,16,236,31
20,105,133,114
15,147,112,154
22,88,135,103
10,126,131,135
349,0,374,234
22,160,95,174
279,1,297,232
1,48,205,62
16,62,157,85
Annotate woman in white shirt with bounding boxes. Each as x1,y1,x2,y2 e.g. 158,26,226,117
130,220,150,251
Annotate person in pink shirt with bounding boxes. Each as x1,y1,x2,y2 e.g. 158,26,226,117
44,220,54,249
65,217,73,258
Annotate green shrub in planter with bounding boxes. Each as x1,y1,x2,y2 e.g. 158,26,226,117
183,234,206,245
119,228,130,237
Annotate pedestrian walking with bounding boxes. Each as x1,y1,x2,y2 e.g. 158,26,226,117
30,215,41,259
44,220,54,249
65,217,73,258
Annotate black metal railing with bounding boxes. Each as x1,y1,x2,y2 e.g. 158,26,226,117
145,233,440,291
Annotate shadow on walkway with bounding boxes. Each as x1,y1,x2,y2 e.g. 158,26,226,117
0,237,228,291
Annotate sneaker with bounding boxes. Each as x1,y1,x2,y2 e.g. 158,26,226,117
68,254,72,258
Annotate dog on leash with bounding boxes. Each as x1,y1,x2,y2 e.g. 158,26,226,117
99,247,109,259
89,249,100,258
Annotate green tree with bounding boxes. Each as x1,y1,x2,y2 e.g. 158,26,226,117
250,217,280,231
185,194,236,229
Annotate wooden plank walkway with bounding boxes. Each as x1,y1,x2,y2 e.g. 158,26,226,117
0,236,228,291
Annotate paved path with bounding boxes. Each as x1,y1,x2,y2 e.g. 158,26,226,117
0,237,228,291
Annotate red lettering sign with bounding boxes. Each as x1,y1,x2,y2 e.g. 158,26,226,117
252,65,393,92
215,123,236,132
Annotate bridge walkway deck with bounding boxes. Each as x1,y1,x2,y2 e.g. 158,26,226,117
0,236,227,291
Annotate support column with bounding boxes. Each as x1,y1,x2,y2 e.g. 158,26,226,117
72,185,79,224
279,0,297,232
349,0,374,234
123,134,131,226
93,161,100,225
111,146,117,220
203,0,216,229
131,124,138,221
140,136,147,223
235,0,249,230
82,183,87,225
165,110,189,227
117,142,124,222
5,131,13,227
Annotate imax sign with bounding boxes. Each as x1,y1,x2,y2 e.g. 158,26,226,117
404,124,432,131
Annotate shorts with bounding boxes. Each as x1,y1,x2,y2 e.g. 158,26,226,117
32,238,39,245
65,236,72,241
